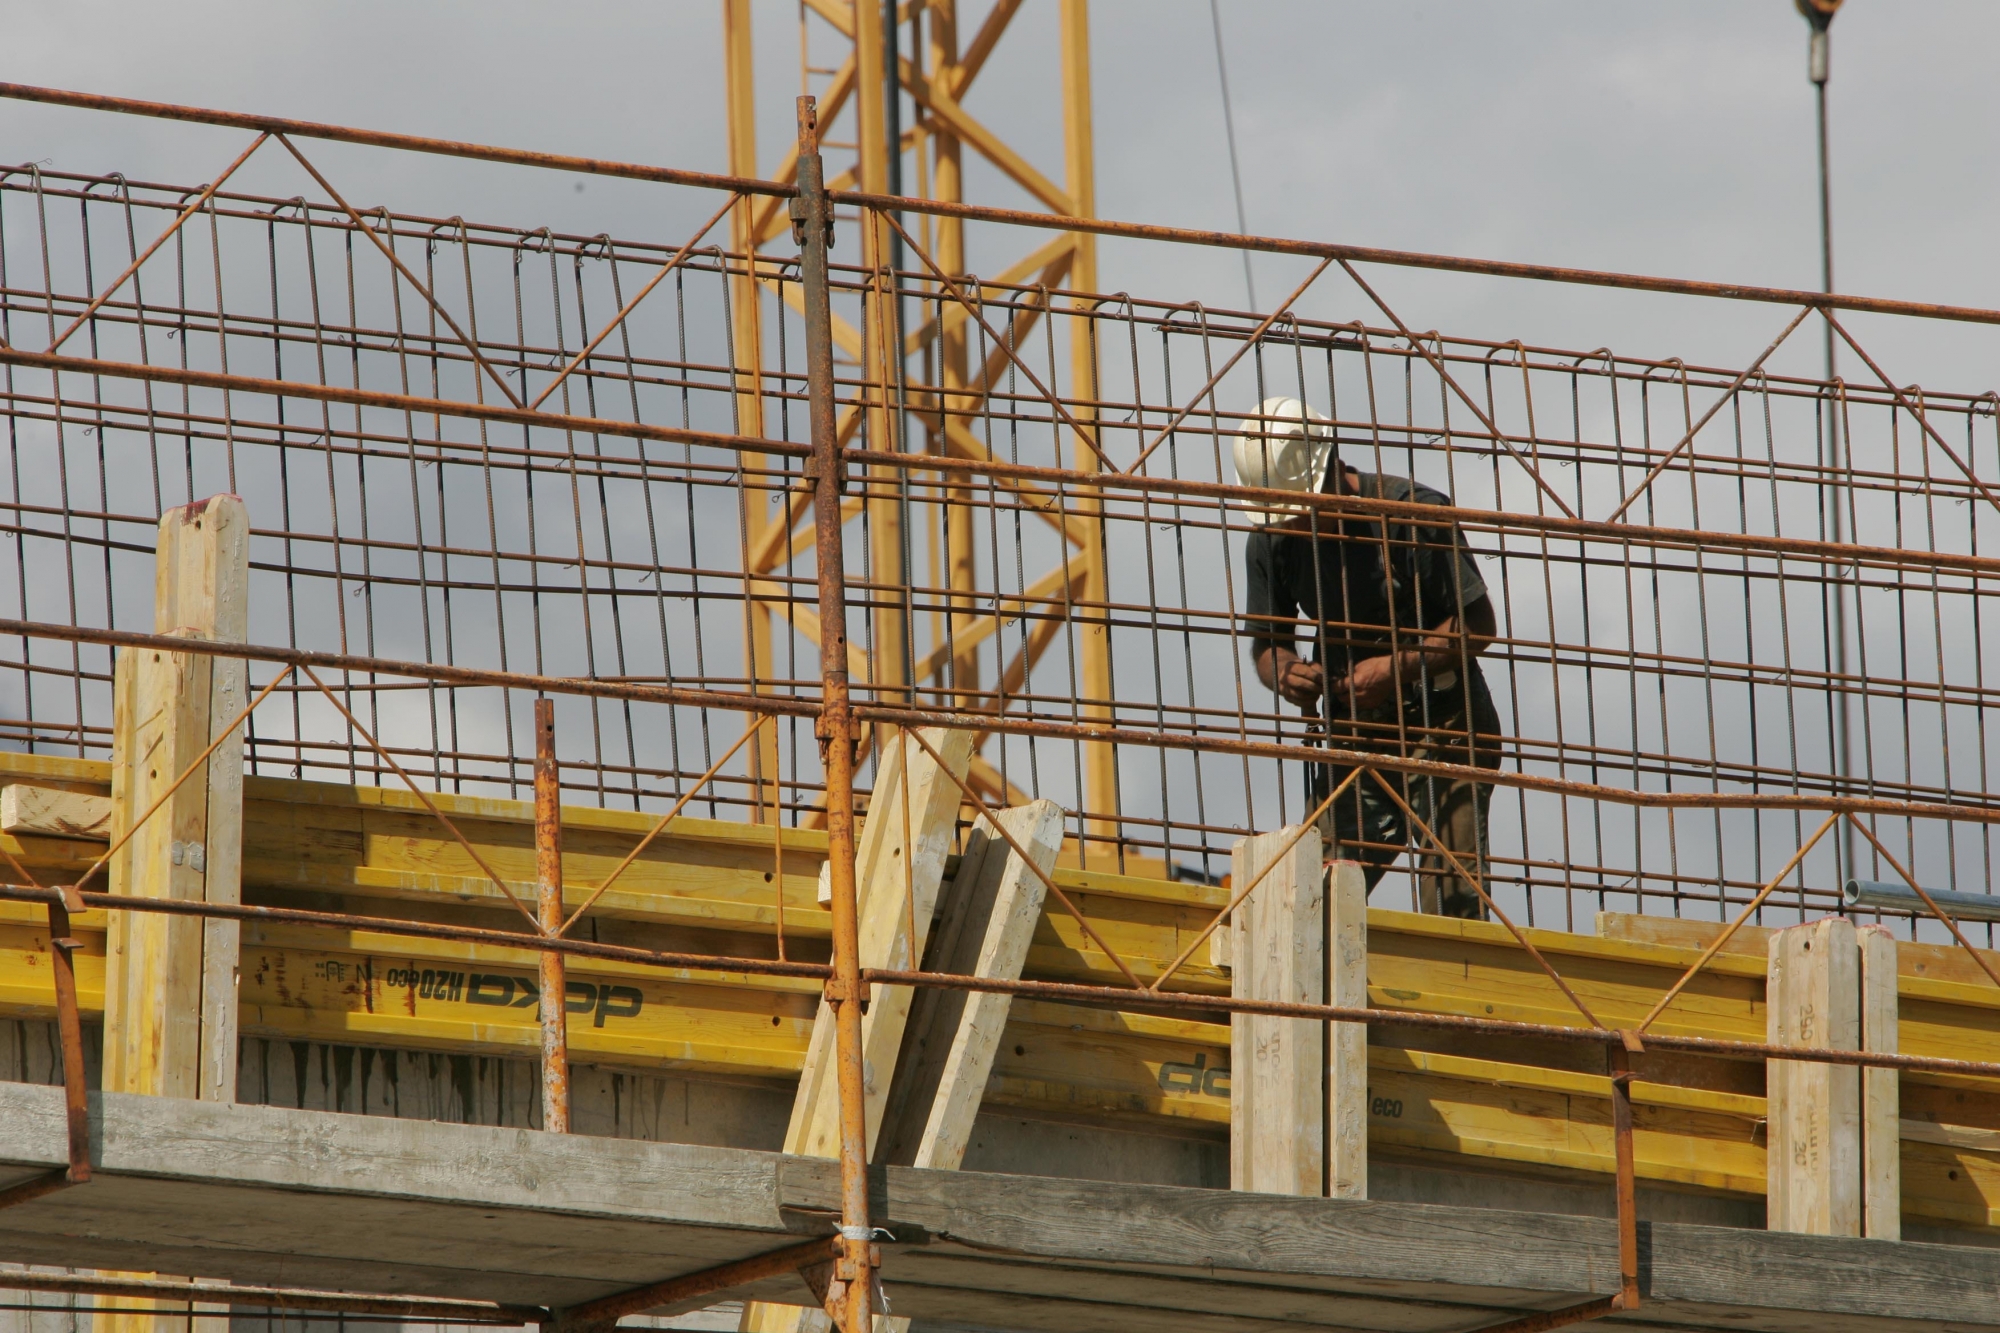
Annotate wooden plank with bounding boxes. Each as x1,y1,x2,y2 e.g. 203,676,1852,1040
102,496,249,1110
1600,907,2000,990
740,726,973,1333
881,799,1064,1170
1229,824,1323,1196
1327,860,1366,1200
875,799,1063,1333
782,726,974,1158
0,785,111,840
1859,923,1900,1240
103,637,210,1101
1767,917,1862,1236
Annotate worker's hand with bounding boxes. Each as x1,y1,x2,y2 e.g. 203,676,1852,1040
1274,657,1325,708
1336,654,1401,709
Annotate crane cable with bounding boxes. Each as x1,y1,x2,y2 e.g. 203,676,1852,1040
1209,0,1257,309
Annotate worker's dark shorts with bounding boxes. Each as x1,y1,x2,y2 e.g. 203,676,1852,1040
1305,672,1502,919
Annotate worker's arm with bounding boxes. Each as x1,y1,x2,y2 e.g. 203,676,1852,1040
1256,644,1325,708
1335,594,1495,709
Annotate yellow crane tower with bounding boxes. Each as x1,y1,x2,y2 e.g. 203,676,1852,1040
721,0,1121,859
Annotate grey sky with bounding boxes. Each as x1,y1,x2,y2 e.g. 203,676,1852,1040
6,1,1997,390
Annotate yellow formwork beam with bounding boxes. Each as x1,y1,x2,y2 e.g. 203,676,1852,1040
1,748,1995,1231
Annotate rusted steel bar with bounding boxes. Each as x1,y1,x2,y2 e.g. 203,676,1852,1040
796,95,881,1333
527,192,740,411
46,897,90,1185
0,1167,76,1211
0,1272,544,1323
1634,813,1842,1033
0,82,794,199
873,208,1113,470
1822,309,2000,519
7,343,2000,587
273,134,525,408
1125,256,1336,475
548,1235,841,1331
0,618,813,720
1,882,1995,1080
1,615,1995,827
0,898,85,1213
836,184,2000,329
302,664,544,929
9,81,2000,327
1330,259,1579,519
1367,769,1607,1030
0,346,809,466
558,715,775,935
903,724,1146,990
534,698,569,1134
68,664,293,894
1149,769,1360,992
1602,305,1815,522
46,132,271,351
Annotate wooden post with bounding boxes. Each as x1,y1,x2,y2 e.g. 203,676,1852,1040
1229,824,1325,1196
879,798,1064,1170
739,726,972,1333
1859,923,1900,1240
98,495,248,1333
103,495,248,1105
1327,859,1368,1199
1766,915,1862,1236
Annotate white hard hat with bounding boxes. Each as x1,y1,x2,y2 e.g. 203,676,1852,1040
1231,397,1334,527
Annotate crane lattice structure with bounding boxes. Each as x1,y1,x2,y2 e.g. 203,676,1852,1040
721,0,1119,850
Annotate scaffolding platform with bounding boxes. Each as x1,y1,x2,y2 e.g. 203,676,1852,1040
2,1083,1994,1333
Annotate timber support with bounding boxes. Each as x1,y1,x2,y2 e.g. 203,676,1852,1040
102,494,249,1108
1227,829,1371,1198
1766,916,1901,1239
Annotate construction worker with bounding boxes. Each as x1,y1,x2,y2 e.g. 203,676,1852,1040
1235,398,1501,918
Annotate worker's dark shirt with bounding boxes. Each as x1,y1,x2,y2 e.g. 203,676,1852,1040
1244,470,1490,690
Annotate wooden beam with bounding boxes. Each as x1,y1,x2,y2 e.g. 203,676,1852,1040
97,494,249,1333
1767,916,1862,1237
1229,823,1324,1196
103,495,248,1107
1860,923,1901,1240
1,784,111,840
741,725,973,1333
1327,859,1367,1199
783,725,973,1157
880,798,1063,1169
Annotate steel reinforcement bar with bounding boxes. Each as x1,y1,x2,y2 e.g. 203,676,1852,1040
2,616,1995,824
5,80,2000,327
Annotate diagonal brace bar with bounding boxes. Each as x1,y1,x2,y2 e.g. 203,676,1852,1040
48,132,271,352
274,133,525,409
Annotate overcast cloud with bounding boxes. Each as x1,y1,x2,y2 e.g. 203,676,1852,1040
5,1,1997,386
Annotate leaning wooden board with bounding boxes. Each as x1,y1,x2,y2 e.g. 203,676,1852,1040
0,751,1992,1229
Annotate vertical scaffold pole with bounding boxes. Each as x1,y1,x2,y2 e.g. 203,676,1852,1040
795,95,879,1333
534,698,570,1134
